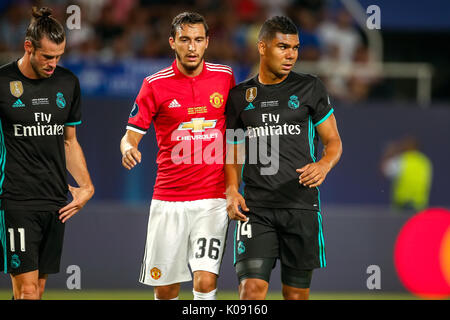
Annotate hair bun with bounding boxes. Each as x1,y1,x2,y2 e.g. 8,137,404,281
32,6,53,19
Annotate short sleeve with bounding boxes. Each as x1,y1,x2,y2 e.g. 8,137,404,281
225,92,245,144
126,79,158,134
310,77,334,127
65,77,81,126
230,71,236,90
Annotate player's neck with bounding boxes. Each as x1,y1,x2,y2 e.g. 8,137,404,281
258,64,289,85
17,55,39,80
176,59,204,77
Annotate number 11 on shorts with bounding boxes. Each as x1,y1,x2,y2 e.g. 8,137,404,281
8,228,26,252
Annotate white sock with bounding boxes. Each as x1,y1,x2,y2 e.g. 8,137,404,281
154,293,179,300
193,288,217,300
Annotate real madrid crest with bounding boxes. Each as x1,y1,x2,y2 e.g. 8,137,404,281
210,92,224,108
56,92,66,109
245,87,257,102
10,81,24,98
288,95,300,109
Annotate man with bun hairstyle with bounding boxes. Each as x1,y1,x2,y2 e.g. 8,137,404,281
0,7,94,299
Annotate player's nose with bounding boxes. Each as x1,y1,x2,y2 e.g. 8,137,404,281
285,49,296,59
48,59,57,68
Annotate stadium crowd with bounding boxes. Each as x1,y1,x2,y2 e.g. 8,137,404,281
0,0,374,102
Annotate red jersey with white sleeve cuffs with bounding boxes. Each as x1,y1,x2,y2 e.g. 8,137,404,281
127,60,235,201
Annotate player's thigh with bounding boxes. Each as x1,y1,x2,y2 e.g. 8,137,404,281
281,267,313,290
277,209,326,271
139,200,191,286
0,209,43,274
39,211,65,274
233,207,278,266
189,198,229,274
236,257,276,285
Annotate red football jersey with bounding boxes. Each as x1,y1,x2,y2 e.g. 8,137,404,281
127,60,235,201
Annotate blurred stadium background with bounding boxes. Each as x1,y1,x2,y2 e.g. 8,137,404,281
1,0,449,300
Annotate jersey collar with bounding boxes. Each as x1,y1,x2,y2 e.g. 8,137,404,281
254,71,293,88
172,59,207,79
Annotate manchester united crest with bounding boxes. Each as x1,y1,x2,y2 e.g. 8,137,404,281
10,81,23,98
209,92,224,108
150,267,161,280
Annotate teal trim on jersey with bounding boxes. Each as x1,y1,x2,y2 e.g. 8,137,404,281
316,212,323,267
313,108,334,127
317,212,326,268
233,223,237,265
0,209,6,273
0,119,7,273
65,120,82,126
0,119,6,195
240,159,245,197
320,212,326,267
308,117,316,162
226,139,245,145
309,118,324,266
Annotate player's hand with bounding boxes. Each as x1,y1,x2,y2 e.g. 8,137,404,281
226,190,249,221
122,147,141,170
58,184,94,223
296,160,331,188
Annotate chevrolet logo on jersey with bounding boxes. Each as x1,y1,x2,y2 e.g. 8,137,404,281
178,118,217,133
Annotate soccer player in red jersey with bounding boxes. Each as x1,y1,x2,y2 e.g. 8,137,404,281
120,12,235,300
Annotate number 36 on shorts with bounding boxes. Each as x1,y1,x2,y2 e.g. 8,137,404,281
195,237,221,260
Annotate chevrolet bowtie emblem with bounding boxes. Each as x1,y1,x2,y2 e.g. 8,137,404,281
178,118,217,133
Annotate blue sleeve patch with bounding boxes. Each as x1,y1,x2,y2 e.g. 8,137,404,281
129,102,139,118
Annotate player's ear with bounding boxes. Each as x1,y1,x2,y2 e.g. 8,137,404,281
169,37,176,50
205,36,209,49
24,40,34,55
257,40,266,56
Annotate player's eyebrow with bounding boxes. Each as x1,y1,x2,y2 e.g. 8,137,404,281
277,42,300,48
42,53,63,59
179,35,205,40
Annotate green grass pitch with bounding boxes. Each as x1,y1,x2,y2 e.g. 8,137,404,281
0,289,420,300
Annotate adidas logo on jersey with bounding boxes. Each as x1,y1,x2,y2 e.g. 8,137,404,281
168,99,181,108
12,99,25,108
244,103,255,111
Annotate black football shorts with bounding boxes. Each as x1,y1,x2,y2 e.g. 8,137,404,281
0,209,65,274
233,207,326,270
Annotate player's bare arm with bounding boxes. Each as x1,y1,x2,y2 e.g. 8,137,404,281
59,126,95,223
225,143,249,221
120,130,143,170
297,114,342,188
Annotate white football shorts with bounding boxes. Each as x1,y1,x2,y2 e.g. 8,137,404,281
139,198,229,286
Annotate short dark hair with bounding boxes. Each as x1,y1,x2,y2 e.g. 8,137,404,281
170,12,209,38
258,16,298,42
25,7,65,49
